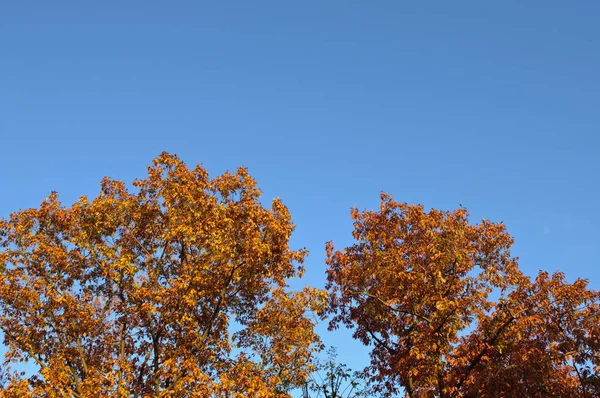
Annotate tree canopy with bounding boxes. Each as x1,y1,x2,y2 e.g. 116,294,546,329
302,347,370,398
0,153,324,397
326,194,600,397
1,153,599,397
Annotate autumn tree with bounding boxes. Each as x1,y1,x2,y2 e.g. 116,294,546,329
0,152,325,397
325,193,600,397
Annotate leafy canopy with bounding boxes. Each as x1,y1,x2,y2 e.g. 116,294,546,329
0,152,324,397
2,155,599,398
326,194,600,397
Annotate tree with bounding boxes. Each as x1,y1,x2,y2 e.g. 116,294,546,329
0,152,325,397
325,193,600,397
302,347,370,398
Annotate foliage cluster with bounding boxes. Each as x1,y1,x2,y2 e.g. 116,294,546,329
1,153,598,397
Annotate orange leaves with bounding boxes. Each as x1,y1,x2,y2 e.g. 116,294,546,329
0,153,319,397
2,155,599,397
326,193,600,397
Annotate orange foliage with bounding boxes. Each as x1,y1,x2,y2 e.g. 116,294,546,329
0,153,324,397
326,194,600,397
2,156,599,398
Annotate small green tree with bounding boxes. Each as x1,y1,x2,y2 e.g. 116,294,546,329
302,347,371,398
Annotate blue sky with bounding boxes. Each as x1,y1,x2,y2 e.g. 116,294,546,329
2,0,600,388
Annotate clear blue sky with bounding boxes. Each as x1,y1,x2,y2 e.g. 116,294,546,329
2,0,599,387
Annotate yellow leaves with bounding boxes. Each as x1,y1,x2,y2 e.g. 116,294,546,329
411,348,426,361
5,155,597,397
0,152,318,397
